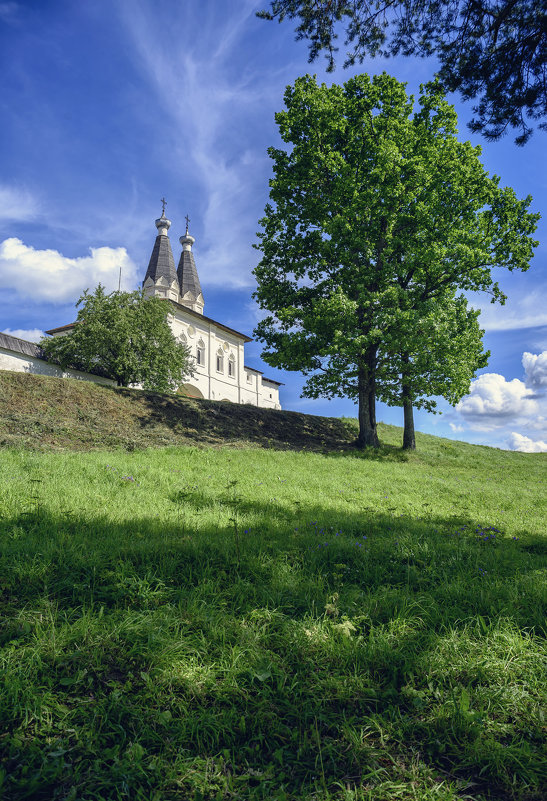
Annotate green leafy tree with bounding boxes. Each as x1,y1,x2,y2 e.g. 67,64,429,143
377,293,489,449
253,73,538,448
258,1,547,144
40,285,194,392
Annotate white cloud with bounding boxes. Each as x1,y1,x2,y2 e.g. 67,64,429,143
0,185,39,223
456,373,537,430
0,238,138,303
507,432,547,453
523,351,547,389
2,327,44,343
449,423,465,432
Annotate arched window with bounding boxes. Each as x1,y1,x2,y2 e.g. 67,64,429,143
228,353,236,377
196,339,205,366
216,349,224,373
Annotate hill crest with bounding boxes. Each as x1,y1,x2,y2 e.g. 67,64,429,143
0,371,354,452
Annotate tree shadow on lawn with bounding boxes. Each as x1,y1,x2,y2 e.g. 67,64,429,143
115,388,412,458
1,501,545,801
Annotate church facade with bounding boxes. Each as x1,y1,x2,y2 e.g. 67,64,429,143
45,210,282,408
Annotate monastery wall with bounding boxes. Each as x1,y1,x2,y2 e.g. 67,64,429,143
0,344,116,387
169,309,281,409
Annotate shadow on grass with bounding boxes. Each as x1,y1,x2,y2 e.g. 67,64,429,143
1,501,546,801
113,388,397,455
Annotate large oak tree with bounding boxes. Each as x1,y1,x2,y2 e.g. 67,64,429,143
259,1,547,144
253,74,538,448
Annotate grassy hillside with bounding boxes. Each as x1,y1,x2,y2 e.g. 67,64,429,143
0,371,546,801
0,371,354,452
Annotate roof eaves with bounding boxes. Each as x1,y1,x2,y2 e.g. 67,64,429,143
169,300,252,342
0,332,44,359
262,377,284,386
44,322,78,334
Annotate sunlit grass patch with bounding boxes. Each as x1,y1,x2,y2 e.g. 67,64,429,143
0,438,545,800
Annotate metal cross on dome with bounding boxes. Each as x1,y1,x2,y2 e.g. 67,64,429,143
185,213,191,234
160,197,167,214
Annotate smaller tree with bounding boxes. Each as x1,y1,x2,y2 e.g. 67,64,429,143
376,294,489,450
40,285,194,392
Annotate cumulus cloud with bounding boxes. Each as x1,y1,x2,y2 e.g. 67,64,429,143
456,373,537,430
0,238,138,303
449,423,465,432
2,327,44,343
523,351,547,390
507,432,547,453
0,185,39,223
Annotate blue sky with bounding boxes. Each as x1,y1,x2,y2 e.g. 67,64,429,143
1,0,546,451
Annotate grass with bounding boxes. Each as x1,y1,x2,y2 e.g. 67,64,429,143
0,372,546,800
0,371,353,452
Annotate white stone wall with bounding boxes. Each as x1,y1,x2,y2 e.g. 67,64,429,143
169,307,281,409
0,348,116,386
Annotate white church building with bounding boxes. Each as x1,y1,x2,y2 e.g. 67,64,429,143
0,210,282,410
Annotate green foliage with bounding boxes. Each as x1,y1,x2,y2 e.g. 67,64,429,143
253,73,539,448
0,438,545,800
377,294,490,412
258,1,547,144
40,285,194,392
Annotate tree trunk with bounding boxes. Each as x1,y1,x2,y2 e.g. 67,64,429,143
356,346,380,448
401,353,416,450
402,397,416,450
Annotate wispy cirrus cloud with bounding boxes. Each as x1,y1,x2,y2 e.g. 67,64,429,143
471,283,547,331
0,2,19,24
118,0,293,288
0,184,39,223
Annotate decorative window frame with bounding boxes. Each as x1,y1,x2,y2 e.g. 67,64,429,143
216,349,224,373
196,339,206,366
228,352,236,378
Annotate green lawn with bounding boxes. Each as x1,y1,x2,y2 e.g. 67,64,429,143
1,425,546,800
